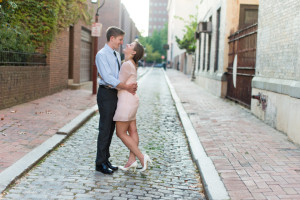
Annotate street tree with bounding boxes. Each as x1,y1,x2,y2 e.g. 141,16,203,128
139,23,168,63
175,14,197,54
175,12,198,79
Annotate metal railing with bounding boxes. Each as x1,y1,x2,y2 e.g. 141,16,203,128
0,51,47,66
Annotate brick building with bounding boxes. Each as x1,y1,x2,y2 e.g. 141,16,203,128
0,0,139,110
194,0,259,98
96,0,140,58
149,0,168,36
120,3,140,58
251,0,300,144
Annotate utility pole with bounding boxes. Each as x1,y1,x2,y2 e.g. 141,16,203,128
92,0,105,94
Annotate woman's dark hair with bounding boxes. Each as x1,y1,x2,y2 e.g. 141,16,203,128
132,41,144,66
106,26,125,42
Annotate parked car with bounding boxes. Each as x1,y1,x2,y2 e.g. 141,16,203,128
138,60,143,67
154,63,163,68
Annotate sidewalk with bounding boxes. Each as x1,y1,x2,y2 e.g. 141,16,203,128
0,89,96,173
166,69,300,200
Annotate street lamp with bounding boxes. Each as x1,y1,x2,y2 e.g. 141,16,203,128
92,0,105,94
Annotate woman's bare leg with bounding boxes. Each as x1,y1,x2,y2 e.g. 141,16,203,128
116,121,144,164
125,120,139,167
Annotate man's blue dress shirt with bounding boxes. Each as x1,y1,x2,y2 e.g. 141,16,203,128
95,44,121,88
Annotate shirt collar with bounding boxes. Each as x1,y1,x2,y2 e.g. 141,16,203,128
105,44,115,55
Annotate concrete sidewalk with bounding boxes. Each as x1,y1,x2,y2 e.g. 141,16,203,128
166,69,300,200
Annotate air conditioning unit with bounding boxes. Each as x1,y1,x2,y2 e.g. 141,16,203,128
198,22,212,33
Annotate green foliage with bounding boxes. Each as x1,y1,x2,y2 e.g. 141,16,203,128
175,13,198,54
0,26,36,52
139,23,168,63
0,0,17,28
0,0,93,52
143,44,161,61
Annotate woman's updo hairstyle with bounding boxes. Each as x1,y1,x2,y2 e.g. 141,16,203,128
132,41,144,66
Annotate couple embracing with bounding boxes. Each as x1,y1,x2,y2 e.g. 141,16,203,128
95,26,151,175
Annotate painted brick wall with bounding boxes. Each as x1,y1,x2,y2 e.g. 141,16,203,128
256,0,300,80
0,66,50,109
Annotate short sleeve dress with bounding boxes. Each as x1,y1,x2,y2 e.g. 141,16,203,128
113,60,139,122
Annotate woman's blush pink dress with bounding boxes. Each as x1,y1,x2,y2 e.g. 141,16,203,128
113,60,139,122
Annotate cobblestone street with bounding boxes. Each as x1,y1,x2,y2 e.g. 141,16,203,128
1,68,205,200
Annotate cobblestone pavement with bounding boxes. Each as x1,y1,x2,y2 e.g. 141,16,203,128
166,69,300,200
0,68,147,173
1,68,205,200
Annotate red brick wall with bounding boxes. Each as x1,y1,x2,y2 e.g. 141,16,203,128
0,1,98,109
48,29,69,94
0,66,50,109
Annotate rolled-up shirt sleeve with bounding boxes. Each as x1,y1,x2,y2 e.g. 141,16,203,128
96,52,120,88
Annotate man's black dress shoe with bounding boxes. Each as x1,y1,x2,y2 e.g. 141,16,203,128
95,163,113,174
106,161,118,171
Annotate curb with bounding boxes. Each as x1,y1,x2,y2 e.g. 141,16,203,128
0,105,98,194
163,70,230,200
57,105,98,135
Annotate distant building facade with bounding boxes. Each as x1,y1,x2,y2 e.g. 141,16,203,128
98,0,140,58
120,3,140,59
194,0,259,98
149,0,168,36
167,0,199,73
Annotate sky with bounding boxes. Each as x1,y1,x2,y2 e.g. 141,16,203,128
121,0,149,36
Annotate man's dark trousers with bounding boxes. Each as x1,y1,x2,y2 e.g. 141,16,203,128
96,87,118,165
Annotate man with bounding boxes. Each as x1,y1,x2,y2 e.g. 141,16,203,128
95,26,137,174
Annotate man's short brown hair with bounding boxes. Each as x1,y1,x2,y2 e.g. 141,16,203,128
106,26,125,42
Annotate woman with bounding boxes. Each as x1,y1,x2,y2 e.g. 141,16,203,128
113,41,151,172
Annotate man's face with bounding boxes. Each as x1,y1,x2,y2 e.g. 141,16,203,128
110,35,124,50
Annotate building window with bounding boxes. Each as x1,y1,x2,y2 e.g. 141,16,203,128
198,33,202,71
239,4,258,28
203,34,206,71
214,8,221,72
207,17,212,71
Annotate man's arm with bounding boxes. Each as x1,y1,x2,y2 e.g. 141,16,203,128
116,82,137,94
96,53,120,87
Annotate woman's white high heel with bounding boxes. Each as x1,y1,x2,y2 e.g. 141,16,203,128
139,154,152,172
118,161,138,172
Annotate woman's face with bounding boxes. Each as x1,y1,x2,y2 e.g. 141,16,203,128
124,42,136,57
